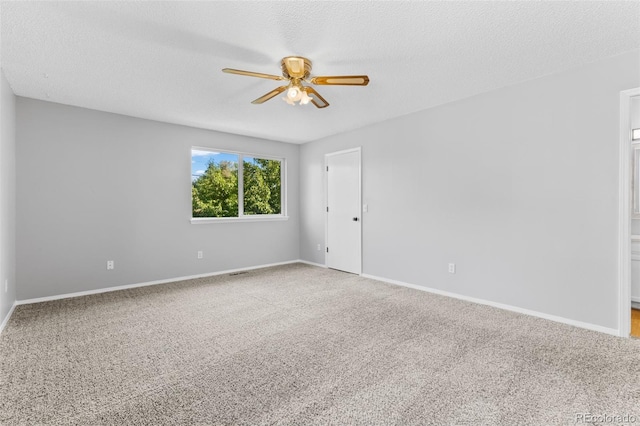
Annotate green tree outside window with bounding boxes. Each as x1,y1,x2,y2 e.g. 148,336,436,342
191,150,283,218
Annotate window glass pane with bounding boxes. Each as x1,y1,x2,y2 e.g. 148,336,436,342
243,156,282,215
191,149,239,217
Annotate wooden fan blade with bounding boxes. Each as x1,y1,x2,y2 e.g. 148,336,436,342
304,87,329,109
310,75,369,86
251,86,288,104
222,68,285,81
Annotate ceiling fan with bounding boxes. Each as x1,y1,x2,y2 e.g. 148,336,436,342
222,56,369,109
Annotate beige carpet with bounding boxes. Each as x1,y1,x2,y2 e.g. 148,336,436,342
1,263,639,425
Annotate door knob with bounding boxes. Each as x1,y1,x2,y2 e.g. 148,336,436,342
353,217,359,221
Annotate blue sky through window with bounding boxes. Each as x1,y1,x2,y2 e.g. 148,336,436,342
191,149,238,181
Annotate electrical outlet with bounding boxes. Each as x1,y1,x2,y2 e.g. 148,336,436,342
107,260,114,270
197,251,203,259
448,263,456,274
317,244,321,251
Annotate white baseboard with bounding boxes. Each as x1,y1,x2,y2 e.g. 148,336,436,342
17,260,302,306
632,296,640,303
361,273,619,337
0,302,17,335
297,259,327,268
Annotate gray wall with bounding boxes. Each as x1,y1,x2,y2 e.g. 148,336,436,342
0,69,17,323
300,50,640,330
17,99,300,300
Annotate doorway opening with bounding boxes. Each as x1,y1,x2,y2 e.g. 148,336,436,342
619,88,640,338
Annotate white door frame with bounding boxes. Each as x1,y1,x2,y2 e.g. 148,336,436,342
324,147,362,274
618,87,639,337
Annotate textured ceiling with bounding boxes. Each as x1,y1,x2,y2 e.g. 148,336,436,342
1,1,638,144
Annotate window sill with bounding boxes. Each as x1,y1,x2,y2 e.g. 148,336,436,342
191,216,289,224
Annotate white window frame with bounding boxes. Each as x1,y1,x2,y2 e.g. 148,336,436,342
190,147,288,224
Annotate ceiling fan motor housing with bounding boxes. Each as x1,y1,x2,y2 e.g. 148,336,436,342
281,56,312,79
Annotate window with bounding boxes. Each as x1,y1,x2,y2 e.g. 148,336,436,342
191,148,286,222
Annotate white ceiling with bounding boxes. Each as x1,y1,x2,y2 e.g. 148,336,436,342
1,1,638,144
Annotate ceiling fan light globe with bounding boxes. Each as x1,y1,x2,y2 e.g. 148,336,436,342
287,87,300,100
300,91,312,105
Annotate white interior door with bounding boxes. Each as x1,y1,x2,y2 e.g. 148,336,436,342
326,148,361,274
